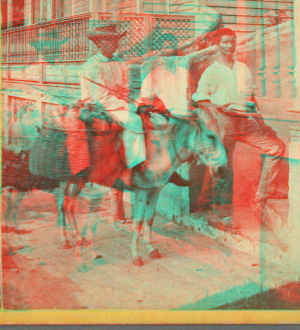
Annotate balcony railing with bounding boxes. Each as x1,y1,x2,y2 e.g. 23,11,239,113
2,13,195,65
1,14,90,64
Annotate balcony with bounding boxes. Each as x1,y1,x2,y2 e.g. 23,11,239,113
1,13,90,64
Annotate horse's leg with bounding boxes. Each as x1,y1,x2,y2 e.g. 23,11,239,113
143,189,161,259
4,188,14,255
79,186,110,267
111,189,125,222
131,188,147,266
74,196,99,272
75,218,89,272
88,196,106,264
70,180,102,271
56,182,67,227
56,181,70,247
66,180,84,240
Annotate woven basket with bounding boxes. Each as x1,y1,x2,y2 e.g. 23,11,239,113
29,127,71,181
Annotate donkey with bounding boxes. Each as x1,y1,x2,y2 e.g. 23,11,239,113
64,112,227,267
127,115,226,266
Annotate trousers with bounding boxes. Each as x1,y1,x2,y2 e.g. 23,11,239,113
110,110,146,169
196,107,286,206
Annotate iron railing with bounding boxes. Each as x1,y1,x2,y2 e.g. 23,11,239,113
1,14,90,64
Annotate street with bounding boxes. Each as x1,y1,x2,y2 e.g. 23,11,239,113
2,185,269,310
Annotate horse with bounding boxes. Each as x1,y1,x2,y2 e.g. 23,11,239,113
3,104,226,269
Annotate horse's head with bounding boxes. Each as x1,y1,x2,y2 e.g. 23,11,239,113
193,122,227,175
174,118,227,175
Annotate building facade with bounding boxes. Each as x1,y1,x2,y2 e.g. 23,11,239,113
1,0,298,152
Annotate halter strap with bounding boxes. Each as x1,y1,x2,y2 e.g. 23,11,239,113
172,120,198,163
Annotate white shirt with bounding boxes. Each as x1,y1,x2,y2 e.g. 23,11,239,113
81,52,136,112
192,60,254,111
137,58,191,116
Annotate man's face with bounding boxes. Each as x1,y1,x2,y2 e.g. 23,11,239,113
218,35,236,58
97,37,119,58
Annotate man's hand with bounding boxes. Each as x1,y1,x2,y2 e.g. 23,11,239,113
80,108,94,124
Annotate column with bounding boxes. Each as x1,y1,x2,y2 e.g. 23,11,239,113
136,0,141,13
291,0,300,110
268,0,281,98
7,0,13,25
286,0,300,273
2,95,9,147
88,0,94,17
257,0,266,97
24,0,32,24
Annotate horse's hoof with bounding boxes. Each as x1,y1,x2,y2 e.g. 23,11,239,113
18,245,33,254
148,249,162,259
77,263,89,273
132,256,144,267
120,219,132,224
8,248,16,256
62,242,72,249
93,255,105,265
81,238,92,246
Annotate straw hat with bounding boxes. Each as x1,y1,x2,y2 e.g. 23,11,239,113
88,24,126,45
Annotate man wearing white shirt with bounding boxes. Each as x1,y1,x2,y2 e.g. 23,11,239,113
138,57,191,117
192,28,286,213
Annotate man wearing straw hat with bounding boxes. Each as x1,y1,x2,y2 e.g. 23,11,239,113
81,24,148,190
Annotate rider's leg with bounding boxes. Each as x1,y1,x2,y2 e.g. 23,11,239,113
123,128,147,170
112,125,146,191
110,110,146,169
239,118,286,201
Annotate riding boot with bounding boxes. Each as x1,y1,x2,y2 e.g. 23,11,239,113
169,172,191,187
